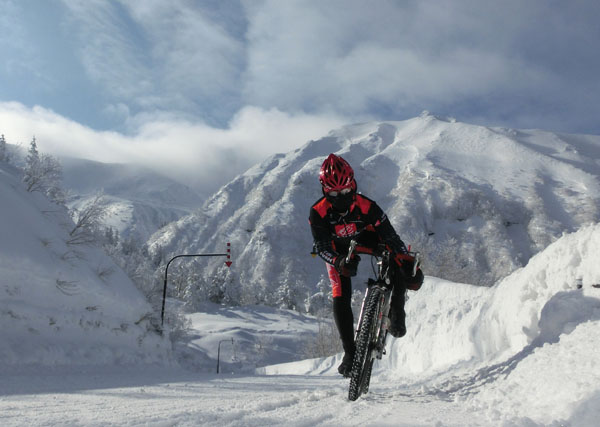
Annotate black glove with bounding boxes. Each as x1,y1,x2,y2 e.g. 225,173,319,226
403,267,423,290
393,253,424,290
334,254,360,277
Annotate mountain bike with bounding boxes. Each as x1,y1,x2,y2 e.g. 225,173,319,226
347,240,421,401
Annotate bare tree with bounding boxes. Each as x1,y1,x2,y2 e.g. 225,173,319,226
68,193,108,245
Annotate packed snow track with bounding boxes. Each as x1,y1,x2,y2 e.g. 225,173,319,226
0,368,487,426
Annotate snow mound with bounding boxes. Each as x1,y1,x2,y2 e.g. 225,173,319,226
0,162,172,370
385,224,600,424
462,224,600,425
380,224,600,378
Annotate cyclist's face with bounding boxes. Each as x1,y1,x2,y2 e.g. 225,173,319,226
326,186,355,212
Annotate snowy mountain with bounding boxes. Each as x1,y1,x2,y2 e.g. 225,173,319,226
61,157,204,242
147,113,600,310
0,161,171,370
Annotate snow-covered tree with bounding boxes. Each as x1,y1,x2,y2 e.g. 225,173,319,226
68,193,108,245
102,233,164,304
22,137,65,204
23,138,41,191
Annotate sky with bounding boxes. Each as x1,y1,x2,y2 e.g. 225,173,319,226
1,0,599,194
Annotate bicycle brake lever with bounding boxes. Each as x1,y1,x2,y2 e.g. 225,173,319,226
412,252,421,277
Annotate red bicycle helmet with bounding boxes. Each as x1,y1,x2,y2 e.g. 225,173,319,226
319,153,357,193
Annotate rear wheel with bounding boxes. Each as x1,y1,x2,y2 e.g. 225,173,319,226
348,286,383,401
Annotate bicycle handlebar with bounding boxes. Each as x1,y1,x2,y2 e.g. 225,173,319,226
347,239,422,278
346,240,358,263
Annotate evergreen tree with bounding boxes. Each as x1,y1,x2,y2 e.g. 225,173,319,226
22,137,65,204
23,137,41,191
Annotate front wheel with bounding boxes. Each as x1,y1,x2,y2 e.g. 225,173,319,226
348,286,383,401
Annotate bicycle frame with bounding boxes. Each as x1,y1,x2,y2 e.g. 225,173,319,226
353,247,394,361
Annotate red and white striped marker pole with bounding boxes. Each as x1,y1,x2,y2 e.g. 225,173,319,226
225,242,232,267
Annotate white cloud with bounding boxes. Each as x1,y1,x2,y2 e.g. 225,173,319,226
125,1,245,98
60,0,245,123
60,0,150,101
245,2,501,111
3,0,600,151
241,0,600,132
0,102,346,195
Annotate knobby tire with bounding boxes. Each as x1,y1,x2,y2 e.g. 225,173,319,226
348,286,383,401
362,359,374,394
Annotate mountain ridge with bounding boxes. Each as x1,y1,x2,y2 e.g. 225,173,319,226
61,157,204,242
148,113,600,310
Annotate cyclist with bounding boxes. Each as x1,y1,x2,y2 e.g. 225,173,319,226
309,153,424,377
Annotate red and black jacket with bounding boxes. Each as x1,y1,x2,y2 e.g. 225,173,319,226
309,193,408,266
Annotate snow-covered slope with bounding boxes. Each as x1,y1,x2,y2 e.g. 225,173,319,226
172,302,321,372
264,223,600,425
61,157,204,242
0,161,171,370
148,113,600,309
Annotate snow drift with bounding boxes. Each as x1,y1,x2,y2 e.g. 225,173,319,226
0,162,172,370
390,223,600,425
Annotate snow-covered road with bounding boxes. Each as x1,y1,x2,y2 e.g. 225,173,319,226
0,368,487,426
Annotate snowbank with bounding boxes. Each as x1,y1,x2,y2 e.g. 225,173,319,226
379,224,600,371
464,224,600,424
264,224,600,425
385,224,600,424
0,163,172,370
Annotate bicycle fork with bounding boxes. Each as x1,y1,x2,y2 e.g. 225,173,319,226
374,286,393,360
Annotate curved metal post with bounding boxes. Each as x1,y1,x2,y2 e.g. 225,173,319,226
161,246,232,327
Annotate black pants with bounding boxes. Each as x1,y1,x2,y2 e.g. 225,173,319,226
332,278,355,355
